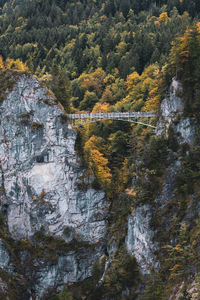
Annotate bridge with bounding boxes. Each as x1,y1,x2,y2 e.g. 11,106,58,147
68,112,157,128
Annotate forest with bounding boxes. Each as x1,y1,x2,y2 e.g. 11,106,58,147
0,0,199,189
1,0,200,299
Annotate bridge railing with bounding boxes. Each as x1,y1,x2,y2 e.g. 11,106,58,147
68,112,156,120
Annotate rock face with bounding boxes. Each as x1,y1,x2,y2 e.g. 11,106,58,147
0,239,10,269
155,164,178,209
0,74,108,297
126,78,195,277
160,78,183,123
126,205,159,275
32,248,102,298
157,77,195,144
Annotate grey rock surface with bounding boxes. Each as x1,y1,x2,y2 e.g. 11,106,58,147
0,74,108,296
0,75,107,242
156,165,177,209
175,117,195,145
157,78,195,144
126,205,159,275
32,247,101,299
156,78,183,135
0,239,10,269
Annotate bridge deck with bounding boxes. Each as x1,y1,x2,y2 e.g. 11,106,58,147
68,112,156,120
67,112,157,128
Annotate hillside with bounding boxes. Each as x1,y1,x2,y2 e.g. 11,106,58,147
0,0,200,299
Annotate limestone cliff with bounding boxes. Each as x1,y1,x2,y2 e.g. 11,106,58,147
157,77,195,144
124,77,200,299
126,205,160,275
0,72,108,298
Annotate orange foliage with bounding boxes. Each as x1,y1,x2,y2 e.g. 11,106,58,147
88,149,112,185
84,136,112,186
5,58,29,71
196,22,200,33
154,12,170,25
100,88,114,103
78,68,105,94
126,72,140,91
0,56,4,69
142,96,160,111
142,86,160,111
75,110,89,113
169,22,200,71
92,102,110,113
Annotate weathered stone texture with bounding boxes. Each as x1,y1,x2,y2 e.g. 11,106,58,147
0,74,108,297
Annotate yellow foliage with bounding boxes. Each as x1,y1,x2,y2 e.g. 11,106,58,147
149,86,158,96
104,74,115,84
117,158,130,189
155,12,170,25
64,39,76,51
92,102,110,112
116,41,127,54
101,2,105,10
100,87,114,103
85,135,100,151
114,68,119,76
169,264,182,273
142,95,160,111
84,136,111,186
69,25,78,30
196,22,200,33
39,73,53,85
78,67,105,94
0,56,4,69
126,72,140,91
174,244,184,253
84,135,107,155
169,23,200,74
89,149,112,185
5,58,29,72
115,64,161,112
142,64,159,79
154,20,160,25
90,44,101,56
93,68,106,79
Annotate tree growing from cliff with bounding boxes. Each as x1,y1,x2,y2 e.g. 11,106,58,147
51,67,71,112
168,22,200,115
84,136,112,188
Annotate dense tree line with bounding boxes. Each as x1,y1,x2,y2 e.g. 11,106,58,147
0,0,196,80
0,0,195,115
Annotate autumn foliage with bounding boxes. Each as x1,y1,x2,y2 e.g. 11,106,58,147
0,56,28,72
84,136,112,187
168,22,200,114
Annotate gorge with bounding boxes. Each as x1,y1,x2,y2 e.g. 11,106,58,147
0,70,199,299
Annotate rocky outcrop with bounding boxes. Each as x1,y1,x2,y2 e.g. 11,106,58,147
0,239,10,269
175,118,196,145
31,246,103,298
126,78,196,277
0,73,108,297
155,163,178,209
157,77,195,144
126,205,159,275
